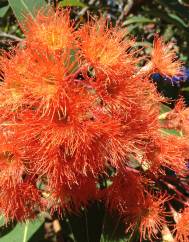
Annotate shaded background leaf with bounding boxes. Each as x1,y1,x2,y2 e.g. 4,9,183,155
60,0,86,7
0,5,9,18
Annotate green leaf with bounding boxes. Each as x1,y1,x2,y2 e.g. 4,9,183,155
160,128,182,136
148,5,189,31
159,0,189,20
181,86,189,92
67,202,105,242
159,104,172,120
179,0,189,6
160,104,172,115
8,0,48,23
0,218,44,242
168,13,188,28
0,5,9,18
101,211,127,242
122,16,155,26
0,216,17,238
60,0,86,7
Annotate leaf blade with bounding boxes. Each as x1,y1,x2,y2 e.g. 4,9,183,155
8,0,48,23
60,0,86,7
0,5,9,18
0,218,44,242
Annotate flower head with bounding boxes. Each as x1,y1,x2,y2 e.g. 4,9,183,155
151,36,182,78
0,181,42,222
78,18,137,78
24,9,74,52
0,8,189,242
138,193,169,242
175,207,189,242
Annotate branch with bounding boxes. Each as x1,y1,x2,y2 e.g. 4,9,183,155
178,0,189,7
76,0,97,21
117,0,135,25
0,32,23,42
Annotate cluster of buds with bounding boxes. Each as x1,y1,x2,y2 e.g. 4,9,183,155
0,8,189,241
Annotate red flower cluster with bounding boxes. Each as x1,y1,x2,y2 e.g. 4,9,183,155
0,9,188,241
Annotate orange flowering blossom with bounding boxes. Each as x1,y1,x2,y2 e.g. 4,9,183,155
0,8,189,241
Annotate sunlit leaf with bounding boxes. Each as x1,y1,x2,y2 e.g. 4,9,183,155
0,216,17,238
0,218,44,242
160,128,182,136
8,0,48,23
160,104,172,115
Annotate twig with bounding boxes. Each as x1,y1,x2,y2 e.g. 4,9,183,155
76,0,97,21
53,0,57,9
84,209,89,242
47,0,56,7
178,0,189,7
117,0,135,25
0,32,23,42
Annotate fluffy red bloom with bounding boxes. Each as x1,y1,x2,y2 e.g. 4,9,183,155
0,142,42,221
0,8,189,242
1,48,81,120
0,181,42,222
151,36,182,77
163,98,189,137
142,134,189,175
106,170,168,241
175,207,189,242
105,169,145,215
78,18,137,78
105,169,169,241
48,174,100,213
0,49,31,118
23,9,74,52
18,108,127,182
137,193,169,242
